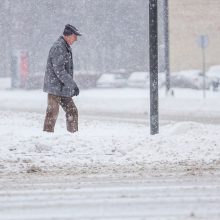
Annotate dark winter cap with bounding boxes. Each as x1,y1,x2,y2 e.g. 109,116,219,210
63,24,82,36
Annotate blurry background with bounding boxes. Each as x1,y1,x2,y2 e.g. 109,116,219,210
0,0,219,90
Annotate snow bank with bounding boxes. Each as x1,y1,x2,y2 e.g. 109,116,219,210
0,110,219,175
1,88,220,119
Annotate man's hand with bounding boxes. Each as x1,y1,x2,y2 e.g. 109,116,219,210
74,86,80,96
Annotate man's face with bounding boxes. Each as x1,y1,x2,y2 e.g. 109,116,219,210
68,34,77,45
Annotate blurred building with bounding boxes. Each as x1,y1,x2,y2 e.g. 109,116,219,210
0,0,220,78
169,0,220,72
0,0,148,77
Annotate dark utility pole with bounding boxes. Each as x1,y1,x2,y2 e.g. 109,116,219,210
164,0,170,94
149,0,159,135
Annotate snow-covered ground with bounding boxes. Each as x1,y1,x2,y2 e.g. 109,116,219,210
1,85,220,120
0,85,220,175
1,174,220,220
1,82,220,219
1,109,220,175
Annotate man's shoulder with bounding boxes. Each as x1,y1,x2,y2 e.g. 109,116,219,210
50,37,67,55
53,37,66,49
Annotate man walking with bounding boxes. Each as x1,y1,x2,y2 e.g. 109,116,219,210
43,24,81,133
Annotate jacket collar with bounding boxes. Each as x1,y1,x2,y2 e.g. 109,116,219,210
59,36,72,52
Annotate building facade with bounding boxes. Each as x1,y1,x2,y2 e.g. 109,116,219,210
169,0,220,72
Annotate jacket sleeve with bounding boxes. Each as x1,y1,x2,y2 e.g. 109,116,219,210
51,46,77,89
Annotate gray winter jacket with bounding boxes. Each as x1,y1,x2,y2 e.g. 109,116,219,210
43,36,78,97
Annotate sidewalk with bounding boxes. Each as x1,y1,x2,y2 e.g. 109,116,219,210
0,110,220,175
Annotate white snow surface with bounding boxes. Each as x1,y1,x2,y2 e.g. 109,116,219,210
0,110,220,175
1,86,220,118
0,86,220,175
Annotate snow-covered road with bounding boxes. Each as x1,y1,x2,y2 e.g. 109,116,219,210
1,88,220,124
0,88,220,175
0,87,220,219
1,173,220,219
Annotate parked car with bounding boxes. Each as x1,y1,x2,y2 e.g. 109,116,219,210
206,66,220,91
96,73,127,88
74,70,100,89
127,72,165,88
127,72,149,88
171,70,211,90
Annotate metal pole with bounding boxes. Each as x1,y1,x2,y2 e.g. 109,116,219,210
202,47,206,98
164,0,170,94
149,0,159,135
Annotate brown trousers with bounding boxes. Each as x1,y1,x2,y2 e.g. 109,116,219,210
43,94,78,133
